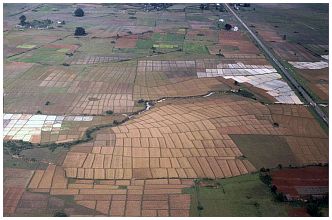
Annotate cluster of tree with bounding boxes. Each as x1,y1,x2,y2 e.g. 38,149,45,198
19,9,87,36
143,3,172,11
259,167,286,202
238,3,251,7
18,15,52,28
200,4,210,10
216,4,225,12
236,89,256,100
4,140,34,155
306,196,328,217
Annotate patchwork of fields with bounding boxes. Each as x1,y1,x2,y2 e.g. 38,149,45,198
238,3,329,104
3,3,328,217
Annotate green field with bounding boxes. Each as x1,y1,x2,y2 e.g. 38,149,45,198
136,39,153,49
184,173,289,217
136,17,156,26
153,44,178,49
230,134,299,169
3,151,48,170
9,47,67,64
16,44,36,49
57,48,69,53
183,42,209,54
21,147,68,164
152,32,185,42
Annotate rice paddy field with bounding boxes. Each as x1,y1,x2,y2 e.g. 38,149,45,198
237,4,329,105
3,3,329,217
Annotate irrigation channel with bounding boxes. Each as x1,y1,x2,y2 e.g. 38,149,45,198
3,87,286,166
3,90,230,164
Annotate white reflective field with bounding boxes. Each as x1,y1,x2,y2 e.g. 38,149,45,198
197,62,302,104
3,114,93,143
289,61,328,70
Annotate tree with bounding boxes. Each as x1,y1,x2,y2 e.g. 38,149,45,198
19,15,26,25
54,211,68,217
271,185,277,193
260,173,272,185
74,8,84,17
224,23,232,30
275,192,285,202
307,202,321,216
105,110,113,115
74,27,86,36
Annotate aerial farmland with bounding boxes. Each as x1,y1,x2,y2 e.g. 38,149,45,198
3,3,329,217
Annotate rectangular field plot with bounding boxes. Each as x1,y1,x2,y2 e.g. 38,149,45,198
4,3,329,218
9,47,68,65
4,62,137,115
133,59,230,100
271,166,328,200
16,44,36,49
69,55,131,65
230,134,299,169
3,113,93,143
62,95,327,180
197,62,302,104
289,61,328,70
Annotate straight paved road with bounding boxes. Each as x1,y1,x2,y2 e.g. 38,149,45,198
225,4,328,125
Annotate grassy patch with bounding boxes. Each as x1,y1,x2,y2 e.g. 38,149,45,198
153,44,178,49
77,38,115,55
230,134,298,169
186,15,210,22
16,44,36,49
9,47,67,64
21,147,68,164
222,45,240,51
152,32,184,42
57,48,70,53
55,195,75,205
118,185,128,190
3,151,48,170
36,4,57,12
183,42,209,54
136,39,153,49
136,18,155,26
184,173,289,217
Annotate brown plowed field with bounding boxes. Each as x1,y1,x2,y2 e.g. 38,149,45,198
271,166,328,199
